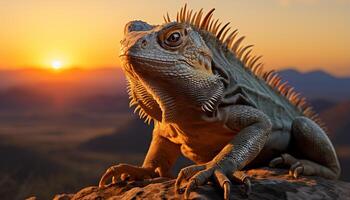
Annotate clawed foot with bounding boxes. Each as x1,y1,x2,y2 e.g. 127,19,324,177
270,153,309,179
232,171,252,196
175,163,251,200
99,163,158,188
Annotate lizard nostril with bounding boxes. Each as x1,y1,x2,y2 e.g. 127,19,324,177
141,39,148,48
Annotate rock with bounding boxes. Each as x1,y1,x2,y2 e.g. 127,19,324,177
53,168,350,200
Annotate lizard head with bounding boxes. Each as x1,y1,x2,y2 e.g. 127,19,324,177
118,5,321,128
121,20,214,74
120,20,225,123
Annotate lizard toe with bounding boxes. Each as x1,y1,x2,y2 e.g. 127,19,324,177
232,171,252,196
269,154,309,179
99,164,157,188
175,164,206,194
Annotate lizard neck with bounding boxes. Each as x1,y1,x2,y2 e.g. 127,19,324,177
137,68,225,124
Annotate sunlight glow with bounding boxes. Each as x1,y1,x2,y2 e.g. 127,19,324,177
0,1,349,75
51,60,62,70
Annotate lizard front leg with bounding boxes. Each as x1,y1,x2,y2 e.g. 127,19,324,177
175,105,272,199
99,122,181,188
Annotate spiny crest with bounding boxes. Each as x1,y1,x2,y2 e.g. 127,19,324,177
163,4,326,129
126,80,153,125
163,4,265,79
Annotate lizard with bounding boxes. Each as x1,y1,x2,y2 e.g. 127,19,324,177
99,4,341,199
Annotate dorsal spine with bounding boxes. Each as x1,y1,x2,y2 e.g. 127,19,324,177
163,4,325,129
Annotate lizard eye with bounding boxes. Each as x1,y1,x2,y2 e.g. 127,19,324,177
165,31,182,47
158,24,188,50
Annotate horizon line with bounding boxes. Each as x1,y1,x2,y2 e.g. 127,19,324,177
0,66,349,78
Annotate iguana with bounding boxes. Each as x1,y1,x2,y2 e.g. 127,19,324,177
99,5,341,199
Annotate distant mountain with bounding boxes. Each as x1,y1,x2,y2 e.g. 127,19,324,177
74,93,130,113
0,86,131,114
321,100,350,143
0,139,89,200
80,117,153,153
318,100,350,181
0,145,52,200
0,87,53,111
0,68,129,112
0,68,126,96
278,69,350,101
1,67,350,103
80,117,193,174
309,99,337,113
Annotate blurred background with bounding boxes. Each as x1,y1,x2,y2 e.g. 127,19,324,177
0,0,349,199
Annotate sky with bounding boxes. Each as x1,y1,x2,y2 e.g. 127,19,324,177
0,0,349,76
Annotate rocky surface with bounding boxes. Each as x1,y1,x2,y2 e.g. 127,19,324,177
49,168,350,200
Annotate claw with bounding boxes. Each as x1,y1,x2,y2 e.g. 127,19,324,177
175,171,185,193
293,166,304,179
175,179,182,193
243,177,252,195
184,180,197,199
281,153,298,164
121,173,130,181
214,170,231,200
233,171,251,197
176,164,236,200
269,157,284,167
112,176,118,184
214,169,229,185
99,164,157,188
99,167,115,188
270,153,309,179
289,161,301,177
223,182,231,200
185,168,213,197
175,165,205,194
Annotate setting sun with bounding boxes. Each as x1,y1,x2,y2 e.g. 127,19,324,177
51,60,63,70
0,1,349,75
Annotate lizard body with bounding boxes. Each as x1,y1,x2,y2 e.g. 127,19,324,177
99,5,340,199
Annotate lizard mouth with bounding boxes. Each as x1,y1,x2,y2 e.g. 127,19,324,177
120,54,177,77
120,54,176,65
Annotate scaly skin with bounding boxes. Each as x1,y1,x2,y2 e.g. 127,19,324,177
99,6,341,200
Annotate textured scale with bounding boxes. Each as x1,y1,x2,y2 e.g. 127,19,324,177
98,5,341,197
164,4,325,130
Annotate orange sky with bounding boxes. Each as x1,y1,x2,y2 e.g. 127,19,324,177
0,0,349,76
